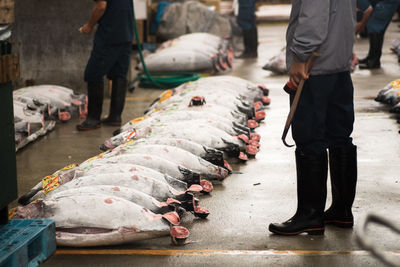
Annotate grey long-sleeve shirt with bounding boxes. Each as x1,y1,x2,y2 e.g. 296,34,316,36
286,0,357,75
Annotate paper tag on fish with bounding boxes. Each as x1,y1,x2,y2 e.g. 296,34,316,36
58,163,77,172
8,207,17,219
42,174,60,194
86,152,104,162
125,130,137,141
159,90,173,103
130,116,147,125
391,79,400,88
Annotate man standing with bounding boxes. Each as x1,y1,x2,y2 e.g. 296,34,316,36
236,0,258,58
357,0,400,69
269,0,358,235
77,0,134,131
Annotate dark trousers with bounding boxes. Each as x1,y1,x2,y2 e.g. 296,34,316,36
290,71,355,153
84,38,132,82
237,0,257,30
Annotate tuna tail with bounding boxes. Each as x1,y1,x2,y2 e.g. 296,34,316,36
164,174,188,191
202,147,225,168
18,187,42,205
158,203,186,217
179,195,210,219
258,84,270,96
221,138,241,157
178,166,201,186
99,143,109,151
175,192,199,205
232,121,251,134
232,126,249,137
236,104,255,120
113,128,122,136
230,111,248,124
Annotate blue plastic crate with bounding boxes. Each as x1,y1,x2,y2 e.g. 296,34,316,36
0,219,56,267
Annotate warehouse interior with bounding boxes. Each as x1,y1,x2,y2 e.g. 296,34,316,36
1,0,400,266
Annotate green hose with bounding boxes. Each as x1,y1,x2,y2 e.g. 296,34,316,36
132,10,201,89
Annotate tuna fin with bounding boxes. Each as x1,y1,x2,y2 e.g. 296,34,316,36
202,147,225,167
232,121,251,133
164,174,188,191
178,166,200,186
221,138,241,157
18,188,41,205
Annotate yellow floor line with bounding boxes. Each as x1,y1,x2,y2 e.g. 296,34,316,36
55,249,400,256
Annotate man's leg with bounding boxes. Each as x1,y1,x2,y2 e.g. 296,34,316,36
102,43,132,126
360,0,399,69
324,71,357,227
77,40,119,131
269,74,337,235
236,0,257,58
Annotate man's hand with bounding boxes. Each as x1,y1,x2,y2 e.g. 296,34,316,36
79,24,93,34
289,61,309,88
355,22,365,34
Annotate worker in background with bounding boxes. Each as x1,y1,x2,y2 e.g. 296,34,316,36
269,0,358,235
77,0,134,131
357,0,400,69
236,0,258,58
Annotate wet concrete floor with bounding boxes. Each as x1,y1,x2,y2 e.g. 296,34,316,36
13,22,400,266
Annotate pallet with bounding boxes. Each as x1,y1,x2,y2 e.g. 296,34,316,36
0,219,56,267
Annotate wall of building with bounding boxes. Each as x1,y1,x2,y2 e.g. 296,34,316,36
13,0,94,92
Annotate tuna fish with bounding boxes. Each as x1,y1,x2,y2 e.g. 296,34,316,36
40,173,203,202
47,185,209,218
117,110,252,136
105,137,227,169
20,163,191,205
16,195,189,246
375,79,400,105
103,122,257,159
138,33,232,73
262,48,287,75
78,153,214,191
100,144,230,181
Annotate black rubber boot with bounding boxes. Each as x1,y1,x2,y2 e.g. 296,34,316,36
102,78,127,126
269,150,328,236
76,81,104,131
358,35,374,64
359,33,384,69
324,145,357,228
236,28,258,59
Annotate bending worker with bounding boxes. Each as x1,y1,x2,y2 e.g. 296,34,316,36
357,0,400,69
269,0,358,235
236,0,258,58
77,0,134,131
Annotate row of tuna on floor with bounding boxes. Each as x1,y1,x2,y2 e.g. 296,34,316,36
12,75,271,247
375,78,400,126
13,85,87,151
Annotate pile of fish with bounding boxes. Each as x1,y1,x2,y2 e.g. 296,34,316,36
138,33,233,73
262,47,287,75
13,85,87,151
262,48,358,74
15,76,270,247
391,39,400,63
375,79,400,124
